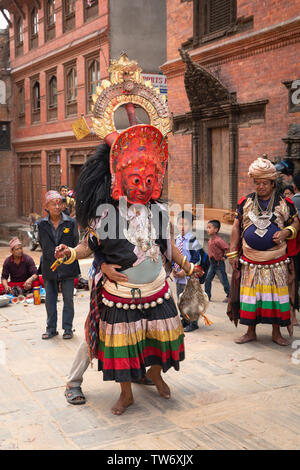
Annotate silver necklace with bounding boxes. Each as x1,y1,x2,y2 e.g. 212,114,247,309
248,192,275,238
123,204,160,262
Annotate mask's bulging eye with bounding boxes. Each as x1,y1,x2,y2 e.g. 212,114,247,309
134,177,140,184
146,178,152,184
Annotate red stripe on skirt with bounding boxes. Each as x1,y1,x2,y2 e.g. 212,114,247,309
98,343,184,370
240,308,290,321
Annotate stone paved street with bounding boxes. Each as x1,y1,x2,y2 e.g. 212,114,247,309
0,255,300,450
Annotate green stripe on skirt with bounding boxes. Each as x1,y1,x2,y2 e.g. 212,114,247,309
99,335,184,359
240,300,290,313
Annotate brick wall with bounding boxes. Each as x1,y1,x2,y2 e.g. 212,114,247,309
0,29,15,223
165,0,300,207
7,0,109,217
166,0,300,61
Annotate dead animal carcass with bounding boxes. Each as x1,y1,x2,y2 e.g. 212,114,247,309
178,276,212,326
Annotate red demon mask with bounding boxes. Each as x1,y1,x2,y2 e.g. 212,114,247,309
110,125,168,205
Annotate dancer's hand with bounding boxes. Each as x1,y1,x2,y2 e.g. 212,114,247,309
193,265,204,278
229,256,239,271
55,244,71,259
273,229,289,245
173,269,185,279
101,263,128,283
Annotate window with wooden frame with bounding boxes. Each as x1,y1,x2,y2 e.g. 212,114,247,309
0,122,10,150
86,55,100,113
47,70,58,121
183,0,253,48
15,17,23,56
283,80,300,114
65,62,77,117
31,78,40,123
45,0,56,41
84,0,99,22
63,0,76,32
206,0,236,35
17,81,25,126
47,150,61,191
30,7,39,49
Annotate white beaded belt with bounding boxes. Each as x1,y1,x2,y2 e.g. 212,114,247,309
240,257,290,269
101,287,172,310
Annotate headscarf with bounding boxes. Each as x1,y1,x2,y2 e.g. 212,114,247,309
248,157,277,180
9,237,22,251
45,190,63,205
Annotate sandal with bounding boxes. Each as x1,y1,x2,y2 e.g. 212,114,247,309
65,386,86,405
42,331,59,340
63,330,74,339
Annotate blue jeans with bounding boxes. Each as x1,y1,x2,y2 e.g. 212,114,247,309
45,279,75,333
205,259,230,300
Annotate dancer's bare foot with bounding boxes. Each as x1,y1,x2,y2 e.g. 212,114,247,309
235,333,257,344
272,334,290,346
272,325,290,346
111,393,134,415
146,368,171,399
287,324,294,337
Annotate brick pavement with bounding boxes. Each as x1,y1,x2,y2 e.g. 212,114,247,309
0,260,300,450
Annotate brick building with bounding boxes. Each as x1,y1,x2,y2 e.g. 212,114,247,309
161,0,300,218
0,0,166,220
0,27,13,222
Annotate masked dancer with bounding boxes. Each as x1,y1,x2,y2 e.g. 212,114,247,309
54,54,201,415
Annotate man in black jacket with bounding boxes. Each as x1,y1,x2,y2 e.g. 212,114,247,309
37,191,80,340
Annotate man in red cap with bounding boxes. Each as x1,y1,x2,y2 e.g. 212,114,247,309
0,237,38,294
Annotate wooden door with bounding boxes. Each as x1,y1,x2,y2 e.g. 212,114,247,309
211,127,230,210
19,161,31,216
31,164,43,214
47,151,61,192
18,153,42,216
67,147,96,189
69,164,82,190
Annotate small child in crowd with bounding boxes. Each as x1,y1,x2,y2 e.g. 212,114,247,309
205,219,230,303
173,211,210,332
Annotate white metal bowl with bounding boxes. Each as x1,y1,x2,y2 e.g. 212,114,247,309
0,295,10,307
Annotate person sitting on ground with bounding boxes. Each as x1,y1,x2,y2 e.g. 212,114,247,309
0,237,38,295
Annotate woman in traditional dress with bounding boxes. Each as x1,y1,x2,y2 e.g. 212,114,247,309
227,157,299,346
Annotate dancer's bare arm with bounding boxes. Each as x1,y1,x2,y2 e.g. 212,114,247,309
171,241,203,276
54,240,128,282
55,239,92,260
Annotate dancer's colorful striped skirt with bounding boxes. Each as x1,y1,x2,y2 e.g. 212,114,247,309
239,258,291,326
97,282,185,382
